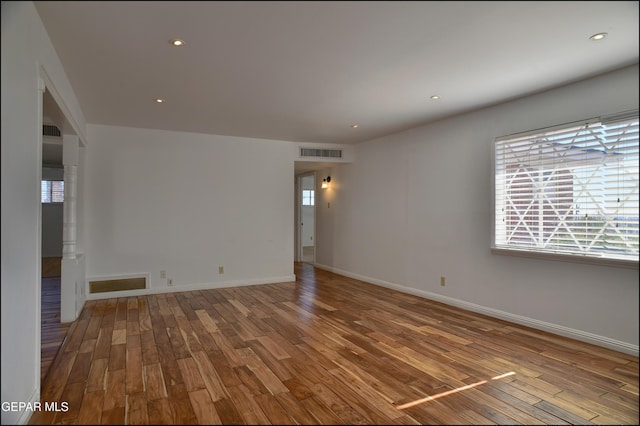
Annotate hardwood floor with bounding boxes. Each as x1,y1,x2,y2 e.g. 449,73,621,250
41,256,71,382
30,262,638,425
41,276,71,381
42,256,62,278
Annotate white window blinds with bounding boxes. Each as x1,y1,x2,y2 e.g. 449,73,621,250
494,112,639,262
41,180,64,203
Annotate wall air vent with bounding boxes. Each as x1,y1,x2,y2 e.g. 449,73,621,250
89,277,146,294
300,148,343,158
43,124,61,137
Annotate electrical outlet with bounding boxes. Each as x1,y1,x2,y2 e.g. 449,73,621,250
168,279,173,286
160,270,166,279
440,276,446,286
218,266,224,274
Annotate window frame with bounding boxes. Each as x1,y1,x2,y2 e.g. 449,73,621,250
41,179,64,204
491,111,639,269
302,189,314,206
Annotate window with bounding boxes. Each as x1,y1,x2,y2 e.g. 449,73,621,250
302,189,314,206
41,180,64,203
494,111,638,263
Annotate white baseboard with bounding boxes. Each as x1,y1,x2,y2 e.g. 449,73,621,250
314,263,639,357
86,274,296,300
11,386,40,425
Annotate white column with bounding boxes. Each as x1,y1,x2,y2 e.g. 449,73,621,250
62,135,79,259
61,134,80,322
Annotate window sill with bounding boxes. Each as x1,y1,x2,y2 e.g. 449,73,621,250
491,247,638,269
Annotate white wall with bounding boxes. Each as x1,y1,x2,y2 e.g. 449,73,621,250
316,65,640,354
41,204,63,257
42,166,63,180
1,2,87,424
84,125,295,293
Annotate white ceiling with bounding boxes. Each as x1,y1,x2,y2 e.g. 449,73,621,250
34,1,638,147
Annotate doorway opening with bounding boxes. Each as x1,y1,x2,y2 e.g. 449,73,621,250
40,89,67,384
38,78,84,386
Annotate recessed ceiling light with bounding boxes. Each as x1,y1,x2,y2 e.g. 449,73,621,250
351,124,359,128
154,98,165,103
589,33,607,41
430,95,440,100
169,38,185,47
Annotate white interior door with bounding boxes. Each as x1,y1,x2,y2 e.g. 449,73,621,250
299,174,315,263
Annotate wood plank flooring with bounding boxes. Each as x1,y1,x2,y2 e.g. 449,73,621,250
41,276,71,380
30,262,639,425
42,256,62,278
40,256,71,382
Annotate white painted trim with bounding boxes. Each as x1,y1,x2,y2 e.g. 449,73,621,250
86,274,296,300
491,247,638,269
38,66,88,146
35,71,44,411
75,254,87,319
19,387,40,425
314,263,639,357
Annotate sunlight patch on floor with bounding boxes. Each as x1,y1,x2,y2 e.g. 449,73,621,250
397,371,516,410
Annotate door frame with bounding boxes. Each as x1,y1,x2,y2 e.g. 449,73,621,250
38,66,86,343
